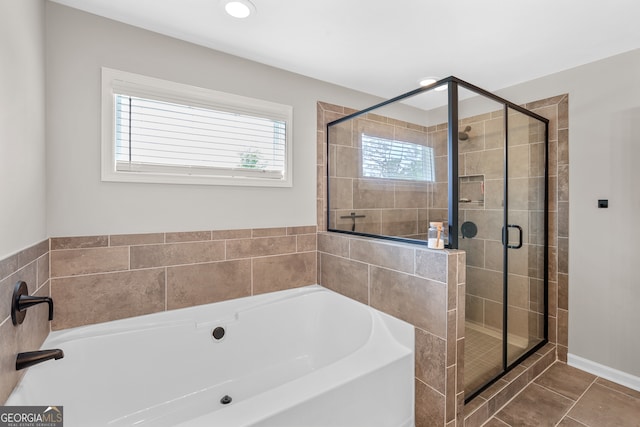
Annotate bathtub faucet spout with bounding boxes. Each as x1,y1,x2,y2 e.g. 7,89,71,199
16,349,64,371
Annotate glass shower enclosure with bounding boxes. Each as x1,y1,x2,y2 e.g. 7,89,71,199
326,76,549,401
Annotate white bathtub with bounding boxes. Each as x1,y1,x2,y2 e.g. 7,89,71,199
7,285,414,427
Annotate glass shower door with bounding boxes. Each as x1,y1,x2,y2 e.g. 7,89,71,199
461,90,548,400
458,89,507,395
506,108,547,364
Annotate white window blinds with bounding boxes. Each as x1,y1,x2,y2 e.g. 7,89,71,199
102,68,293,187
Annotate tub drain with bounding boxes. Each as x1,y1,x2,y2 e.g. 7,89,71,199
212,326,225,340
220,395,232,405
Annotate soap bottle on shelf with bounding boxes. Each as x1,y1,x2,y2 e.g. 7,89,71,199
428,222,445,249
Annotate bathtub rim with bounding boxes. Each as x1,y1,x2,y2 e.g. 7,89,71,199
43,284,413,351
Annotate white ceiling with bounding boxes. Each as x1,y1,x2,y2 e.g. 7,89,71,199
50,0,640,99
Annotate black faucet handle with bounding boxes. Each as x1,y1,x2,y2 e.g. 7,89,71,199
18,294,54,321
11,281,54,325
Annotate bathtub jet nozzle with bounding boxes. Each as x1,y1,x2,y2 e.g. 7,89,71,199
16,349,64,370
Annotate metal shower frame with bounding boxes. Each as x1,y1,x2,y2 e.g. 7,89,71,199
326,75,550,402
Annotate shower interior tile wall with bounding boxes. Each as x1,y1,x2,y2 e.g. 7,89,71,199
328,113,438,239
454,110,547,345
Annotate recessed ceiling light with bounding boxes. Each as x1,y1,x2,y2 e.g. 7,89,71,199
419,77,437,87
223,0,256,19
419,77,447,91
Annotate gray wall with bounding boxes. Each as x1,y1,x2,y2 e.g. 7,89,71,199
0,0,47,259
496,48,640,382
44,2,386,237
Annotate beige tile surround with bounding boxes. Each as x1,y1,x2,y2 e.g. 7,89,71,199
318,231,465,426
49,227,317,330
0,227,317,404
0,240,50,403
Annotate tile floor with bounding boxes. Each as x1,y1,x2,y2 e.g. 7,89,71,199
481,362,640,426
465,325,530,395
465,326,503,393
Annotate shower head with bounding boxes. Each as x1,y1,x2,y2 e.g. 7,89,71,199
459,125,472,141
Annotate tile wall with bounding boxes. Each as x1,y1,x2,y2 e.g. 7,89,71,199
48,227,317,330
521,94,569,362
318,232,465,426
0,240,50,403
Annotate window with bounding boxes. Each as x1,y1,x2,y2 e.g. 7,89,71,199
102,68,293,186
361,134,434,181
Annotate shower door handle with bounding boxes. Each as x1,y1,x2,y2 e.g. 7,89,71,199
502,224,523,249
